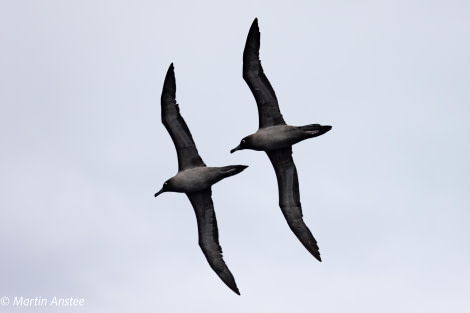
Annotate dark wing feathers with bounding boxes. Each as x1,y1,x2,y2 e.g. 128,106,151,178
266,148,322,262
243,18,286,128
187,189,240,295
161,63,205,171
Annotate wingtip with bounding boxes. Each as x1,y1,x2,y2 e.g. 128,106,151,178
162,63,176,99
250,17,259,32
218,268,241,295
167,62,174,74
307,241,322,262
229,281,241,295
243,19,261,61
310,246,322,262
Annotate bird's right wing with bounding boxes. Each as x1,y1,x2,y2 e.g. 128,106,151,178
187,189,240,295
243,18,286,128
161,63,206,171
266,148,322,262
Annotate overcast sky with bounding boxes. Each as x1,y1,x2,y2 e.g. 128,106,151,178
1,0,469,312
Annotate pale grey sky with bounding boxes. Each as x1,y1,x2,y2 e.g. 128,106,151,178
1,0,469,312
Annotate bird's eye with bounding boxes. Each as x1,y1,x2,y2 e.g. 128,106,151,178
164,182,168,186
241,139,246,144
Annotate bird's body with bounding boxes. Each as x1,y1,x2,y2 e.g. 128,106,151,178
231,124,330,152
158,165,248,194
231,18,332,262
155,63,246,295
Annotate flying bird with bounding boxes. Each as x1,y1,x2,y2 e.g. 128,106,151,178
155,63,247,295
231,18,332,262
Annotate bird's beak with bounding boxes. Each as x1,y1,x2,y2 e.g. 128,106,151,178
154,188,165,197
230,145,241,154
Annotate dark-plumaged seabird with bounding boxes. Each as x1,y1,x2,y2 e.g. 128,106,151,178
231,18,332,262
155,63,247,295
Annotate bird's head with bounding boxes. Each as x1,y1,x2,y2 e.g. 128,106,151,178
154,180,175,197
230,136,252,153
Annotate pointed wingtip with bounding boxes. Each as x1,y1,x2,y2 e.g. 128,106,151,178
306,239,322,262
305,239,322,262
167,63,174,76
250,17,259,33
310,244,322,262
162,63,176,99
244,18,260,61
225,277,240,295
227,278,241,295
216,267,241,295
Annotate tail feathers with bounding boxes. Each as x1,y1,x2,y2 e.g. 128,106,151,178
299,124,332,138
220,165,248,177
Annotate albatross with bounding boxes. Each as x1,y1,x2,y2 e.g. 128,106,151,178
155,63,246,295
231,18,332,262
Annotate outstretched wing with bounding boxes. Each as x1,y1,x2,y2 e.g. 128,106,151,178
161,63,205,171
266,148,322,262
243,18,286,128
187,189,240,295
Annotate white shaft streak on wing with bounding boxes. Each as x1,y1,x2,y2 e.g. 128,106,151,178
266,148,322,262
243,18,285,129
187,189,240,294
161,64,206,171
